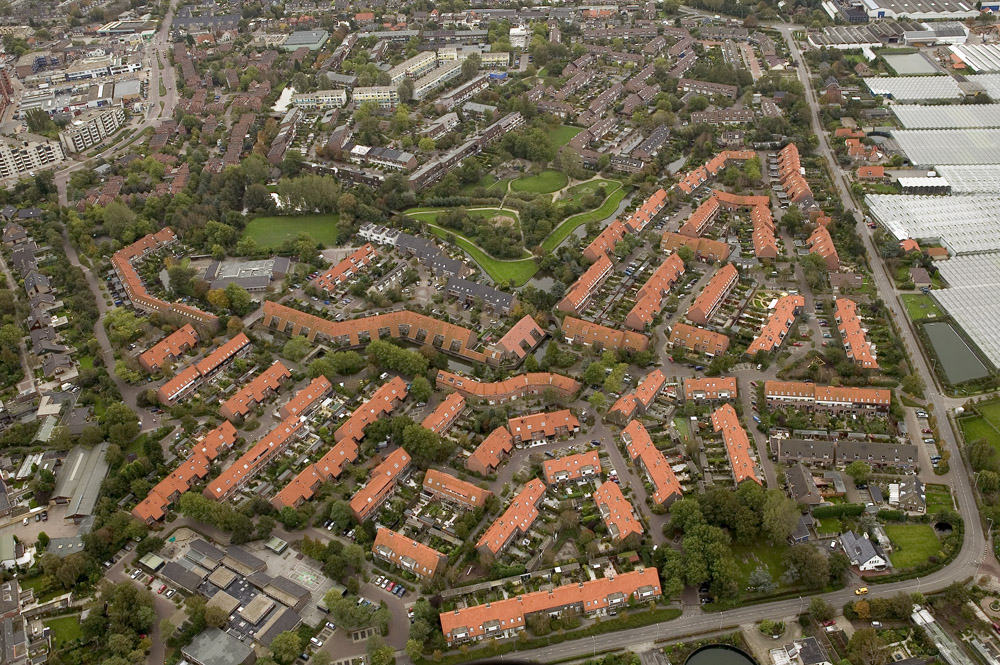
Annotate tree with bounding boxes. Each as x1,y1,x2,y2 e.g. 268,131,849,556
676,245,695,266
410,375,433,403
809,597,835,623
845,461,872,486
783,544,829,590
418,137,435,152
406,639,424,662
687,95,709,112
848,628,888,665
762,490,800,543
269,631,302,665
283,335,311,362
205,605,228,628
105,307,145,347
748,567,776,594
588,392,606,412
225,282,254,316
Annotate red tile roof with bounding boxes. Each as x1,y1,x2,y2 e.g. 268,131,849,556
593,480,643,540
157,365,202,405
373,527,446,578
436,370,580,403
777,143,813,204
421,392,466,434
542,451,601,484
678,196,719,238
626,253,685,331
138,324,198,373
491,315,546,362
476,478,545,554
676,150,755,194
220,360,291,421
205,415,305,501
608,369,665,421
557,255,613,314
763,381,890,407
899,238,920,253
669,322,730,356
335,377,408,443
622,420,682,504
624,188,666,233
467,427,514,475
350,448,412,521
683,376,737,400
312,244,377,292
279,376,333,418
746,295,804,355
687,264,738,325
835,298,878,369
507,410,580,441
807,227,839,271
583,220,628,262
561,316,649,352
857,165,884,180
660,233,730,263
710,404,760,485
195,333,251,377
423,469,492,508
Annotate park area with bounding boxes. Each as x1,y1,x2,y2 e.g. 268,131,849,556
511,169,568,194
243,213,340,248
959,398,1000,453
902,294,943,321
885,524,940,569
541,181,627,252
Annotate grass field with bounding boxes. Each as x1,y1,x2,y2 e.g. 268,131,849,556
548,125,585,148
46,615,83,647
673,417,692,441
511,169,568,194
427,225,538,285
886,524,940,569
961,415,1000,451
925,484,954,514
902,294,944,321
243,214,340,248
542,183,627,252
460,174,510,195
407,208,519,225
557,179,619,208
732,542,791,593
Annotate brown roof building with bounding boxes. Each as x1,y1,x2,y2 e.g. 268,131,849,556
684,376,737,401
660,232,731,263
219,360,291,422
562,316,649,352
622,420,682,504
436,370,580,404
467,427,514,475
476,479,545,556
423,469,491,509
607,369,666,424
350,448,412,521
373,527,446,579
687,264,738,325
421,392,466,435
669,322,730,356
593,480,643,541
138,324,198,373
746,295,804,356
542,451,601,484
507,410,580,444
557,255,613,315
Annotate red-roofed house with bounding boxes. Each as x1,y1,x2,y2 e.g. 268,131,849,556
373,527,446,579
593,480,643,541
835,298,879,369
423,469,492,509
711,404,761,485
507,410,580,444
607,369,666,424
312,244,377,292
421,392,466,435
467,427,514,475
746,295,804,356
687,264,738,325
557,255,613,315
476,479,545,556
622,420,682,505
350,448,412,521
220,360,292,422
139,324,198,373
542,451,601,484
684,376,737,401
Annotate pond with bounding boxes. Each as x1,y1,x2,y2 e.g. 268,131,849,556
687,645,758,665
923,322,990,384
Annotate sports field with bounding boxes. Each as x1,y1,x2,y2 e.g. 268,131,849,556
243,214,340,248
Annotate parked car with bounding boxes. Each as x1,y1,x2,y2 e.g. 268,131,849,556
395,586,405,597
165,589,175,598
386,582,396,593
157,585,167,594
130,569,142,579
855,587,868,595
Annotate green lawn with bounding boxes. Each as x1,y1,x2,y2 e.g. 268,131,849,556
78,355,94,369
901,294,943,321
977,399,1000,429
732,542,791,592
510,169,568,194
673,417,692,442
243,214,340,248
925,484,953,514
815,517,844,534
427,226,538,285
46,615,83,647
548,125,585,148
460,174,510,195
557,179,620,208
960,414,1000,453
541,183,627,252
886,524,940,569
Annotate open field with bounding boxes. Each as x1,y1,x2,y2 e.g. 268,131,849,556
886,524,940,569
460,174,510,195
961,415,1000,451
732,542,791,594
901,294,943,321
556,179,620,208
548,125,585,148
511,169,568,194
243,214,340,248
542,183,627,252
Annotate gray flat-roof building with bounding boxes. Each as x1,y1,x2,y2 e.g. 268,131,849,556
282,30,330,51
51,442,109,521
181,628,255,665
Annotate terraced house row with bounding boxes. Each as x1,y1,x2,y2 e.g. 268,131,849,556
476,478,546,556
676,150,756,194
669,322,730,357
557,254,613,315
687,264,739,325
625,253,685,331
763,381,891,412
138,323,198,373
561,316,650,353
835,298,879,368
746,295,805,356
440,568,662,645
622,420,683,505
156,333,252,405
660,232,731,263
219,360,292,422
607,369,666,424
310,243,377,293
435,370,581,404
710,404,761,485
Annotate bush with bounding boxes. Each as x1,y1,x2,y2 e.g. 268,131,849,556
813,504,866,519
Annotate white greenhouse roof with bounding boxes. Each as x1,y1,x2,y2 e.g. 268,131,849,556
966,74,1000,98
950,44,1000,72
892,129,1000,164
891,104,1000,129
865,193,1000,254
932,165,1000,193
935,253,1000,368
864,76,963,101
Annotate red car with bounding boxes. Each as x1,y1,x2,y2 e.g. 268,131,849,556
792,342,803,347
922,428,932,433
157,585,167,594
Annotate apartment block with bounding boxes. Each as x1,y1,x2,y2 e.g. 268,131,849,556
835,298,879,369
353,86,399,109
138,324,198,373
373,527,446,579
350,448,412,521
421,392,466,435
684,376,737,401
669,322,730,357
542,451,601,484
413,63,463,100
763,381,890,413
436,371,580,408
219,360,291,422
557,254,613,315
622,420,682,505
60,106,126,153
583,219,628,263
507,410,580,445
476,478,545,557
711,404,761,485
687,264,738,325
467,426,514,475
0,133,65,179
561,316,650,353
279,376,332,419
746,295,805,356
594,480,643,541
290,89,347,109
422,469,491,509
441,568,661,645
389,52,438,85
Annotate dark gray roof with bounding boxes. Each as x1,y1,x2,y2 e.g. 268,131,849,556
797,637,830,665
11,246,37,276
777,437,835,460
870,485,884,503
0,582,18,617
256,606,302,646
160,561,205,592
837,440,918,466
266,575,310,602
23,269,50,292
187,538,226,566
42,353,73,377
181,628,254,665
46,536,86,557
0,615,26,665
841,530,885,566
52,442,108,517
17,208,41,219
224,545,266,573
445,277,514,309
786,463,823,504
396,233,468,276
0,479,8,517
